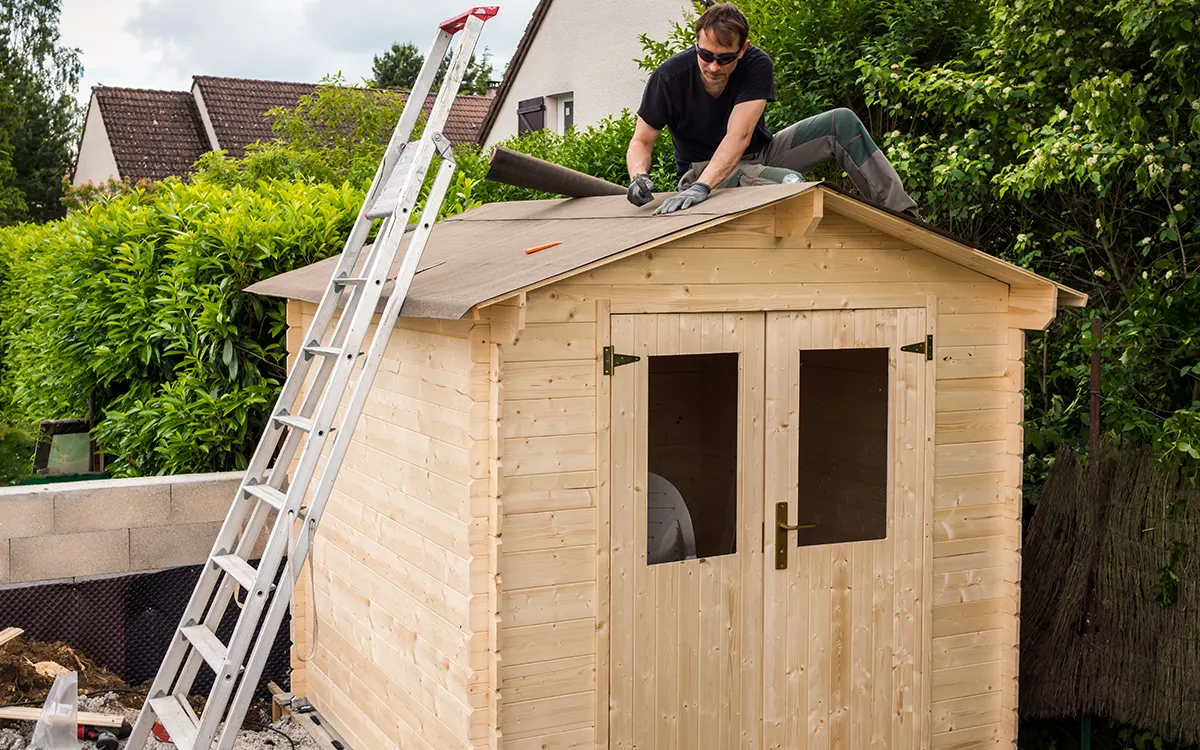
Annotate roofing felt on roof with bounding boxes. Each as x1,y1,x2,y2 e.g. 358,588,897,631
245,182,1088,321
246,183,820,319
192,76,493,157
92,88,209,182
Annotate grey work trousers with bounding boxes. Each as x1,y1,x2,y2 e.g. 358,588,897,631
678,107,919,216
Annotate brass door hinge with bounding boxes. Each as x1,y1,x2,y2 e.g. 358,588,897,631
901,334,933,361
603,346,640,375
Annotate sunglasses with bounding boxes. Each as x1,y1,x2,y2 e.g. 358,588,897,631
694,44,740,66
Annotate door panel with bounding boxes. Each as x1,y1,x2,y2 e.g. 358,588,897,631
610,312,764,750
763,309,929,750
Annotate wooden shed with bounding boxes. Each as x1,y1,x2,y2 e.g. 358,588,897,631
246,182,1086,750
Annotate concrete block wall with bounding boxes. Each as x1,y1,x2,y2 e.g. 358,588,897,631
0,472,246,586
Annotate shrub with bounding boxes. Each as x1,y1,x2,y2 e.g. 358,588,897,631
0,177,360,476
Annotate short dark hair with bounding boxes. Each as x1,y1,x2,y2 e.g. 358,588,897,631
695,2,750,49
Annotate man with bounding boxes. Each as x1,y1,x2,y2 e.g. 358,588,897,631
626,2,920,218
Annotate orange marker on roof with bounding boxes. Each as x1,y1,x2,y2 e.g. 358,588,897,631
525,241,561,255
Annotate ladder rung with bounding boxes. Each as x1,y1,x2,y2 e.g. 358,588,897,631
244,482,287,511
213,554,258,591
149,695,198,750
333,274,369,288
273,414,314,433
303,344,341,358
181,624,228,673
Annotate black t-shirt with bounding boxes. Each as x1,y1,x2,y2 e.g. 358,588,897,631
637,44,776,177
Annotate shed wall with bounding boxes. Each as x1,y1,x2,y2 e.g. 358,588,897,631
495,209,1025,749
492,297,601,749
286,301,492,749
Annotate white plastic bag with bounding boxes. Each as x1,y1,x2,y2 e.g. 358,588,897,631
29,671,77,750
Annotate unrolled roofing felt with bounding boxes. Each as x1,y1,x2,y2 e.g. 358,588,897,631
244,183,819,320
245,182,1086,320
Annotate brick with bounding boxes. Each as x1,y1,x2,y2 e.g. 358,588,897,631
169,473,242,524
130,522,221,571
54,481,170,534
10,530,129,583
0,495,54,539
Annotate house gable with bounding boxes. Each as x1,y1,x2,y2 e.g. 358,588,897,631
71,93,120,187
72,87,209,186
478,0,692,147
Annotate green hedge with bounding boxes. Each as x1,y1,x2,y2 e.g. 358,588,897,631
0,93,671,478
0,177,361,476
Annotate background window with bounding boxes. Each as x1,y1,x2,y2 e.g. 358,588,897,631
517,96,545,134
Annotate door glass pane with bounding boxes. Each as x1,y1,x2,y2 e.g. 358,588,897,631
647,353,738,564
797,348,889,546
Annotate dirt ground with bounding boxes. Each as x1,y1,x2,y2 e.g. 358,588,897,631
0,636,320,750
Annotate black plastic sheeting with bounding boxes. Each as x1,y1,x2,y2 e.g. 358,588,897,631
0,562,292,699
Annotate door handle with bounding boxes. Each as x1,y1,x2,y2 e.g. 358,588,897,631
774,502,815,569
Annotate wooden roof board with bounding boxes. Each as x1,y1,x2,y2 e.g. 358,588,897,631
245,183,1086,321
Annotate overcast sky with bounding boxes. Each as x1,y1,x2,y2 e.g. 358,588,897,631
59,0,540,104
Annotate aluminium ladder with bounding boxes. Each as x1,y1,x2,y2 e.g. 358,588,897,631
126,8,499,750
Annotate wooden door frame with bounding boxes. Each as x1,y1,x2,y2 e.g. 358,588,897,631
595,297,936,749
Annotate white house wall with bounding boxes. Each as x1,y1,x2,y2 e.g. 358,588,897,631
482,0,691,149
71,94,120,187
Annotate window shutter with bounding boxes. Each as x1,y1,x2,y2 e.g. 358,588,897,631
517,96,545,134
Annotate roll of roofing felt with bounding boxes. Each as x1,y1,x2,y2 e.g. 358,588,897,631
486,146,627,198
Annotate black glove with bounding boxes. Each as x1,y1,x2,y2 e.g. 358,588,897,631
627,173,655,206
654,181,711,215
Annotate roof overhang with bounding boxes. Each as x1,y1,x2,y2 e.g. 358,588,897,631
245,182,1086,330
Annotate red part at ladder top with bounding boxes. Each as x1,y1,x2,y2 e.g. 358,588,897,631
441,6,499,33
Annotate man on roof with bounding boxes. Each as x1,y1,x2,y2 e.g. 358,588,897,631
625,1,920,218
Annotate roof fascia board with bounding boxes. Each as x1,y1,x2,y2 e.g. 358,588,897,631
190,78,222,151
820,189,1087,306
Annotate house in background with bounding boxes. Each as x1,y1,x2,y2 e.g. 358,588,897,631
72,76,494,186
477,0,692,148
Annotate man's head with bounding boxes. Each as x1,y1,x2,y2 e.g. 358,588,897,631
693,2,750,86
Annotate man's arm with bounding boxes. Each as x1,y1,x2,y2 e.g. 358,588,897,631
696,98,767,188
627,116,661,179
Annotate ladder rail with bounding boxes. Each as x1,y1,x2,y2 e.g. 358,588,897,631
214,154,463,750
126,8,497,749
183,17,484,747
154,208,392,705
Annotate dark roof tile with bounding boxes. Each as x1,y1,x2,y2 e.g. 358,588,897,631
93,88,209,182
192,75,491,157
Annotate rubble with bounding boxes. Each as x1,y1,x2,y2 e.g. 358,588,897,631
0,636,320,749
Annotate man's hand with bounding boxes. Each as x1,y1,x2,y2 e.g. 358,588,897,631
627,173,655,207
654,182,711,215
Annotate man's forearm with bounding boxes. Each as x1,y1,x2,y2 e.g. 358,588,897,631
698,131,751,188
627,139,654,180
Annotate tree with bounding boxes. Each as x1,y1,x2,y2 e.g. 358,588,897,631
371,41,495,96
371,42,423,91
642,0,1200,477
0,0,82,224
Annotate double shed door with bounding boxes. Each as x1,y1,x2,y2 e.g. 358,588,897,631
609,309,930,749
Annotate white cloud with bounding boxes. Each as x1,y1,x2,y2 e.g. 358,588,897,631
61,0,539,104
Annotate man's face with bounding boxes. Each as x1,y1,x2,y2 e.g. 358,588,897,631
695,28,747,86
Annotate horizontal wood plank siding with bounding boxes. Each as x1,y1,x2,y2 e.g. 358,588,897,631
289,303,481,749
